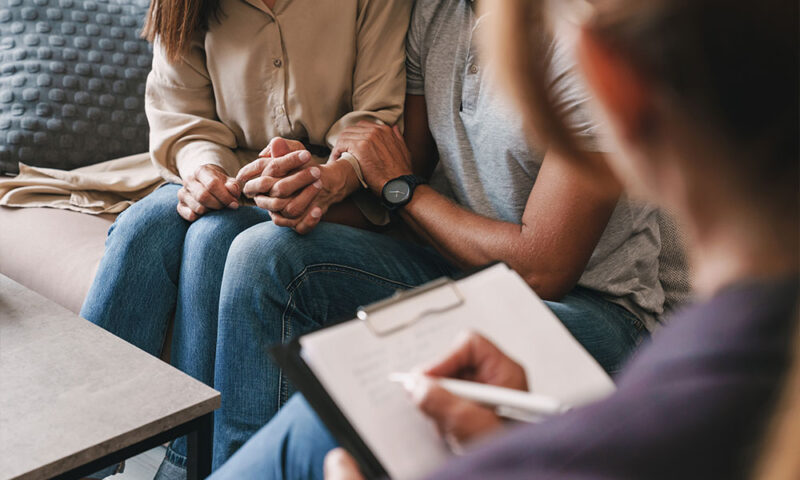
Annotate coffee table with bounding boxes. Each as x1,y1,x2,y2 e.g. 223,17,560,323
0,275,221,480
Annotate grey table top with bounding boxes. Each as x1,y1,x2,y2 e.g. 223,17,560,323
0,275,221,480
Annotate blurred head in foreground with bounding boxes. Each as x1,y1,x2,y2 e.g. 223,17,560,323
486,0,798,292
487,1,798,477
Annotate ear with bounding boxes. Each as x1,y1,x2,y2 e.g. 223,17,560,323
577,28,653,142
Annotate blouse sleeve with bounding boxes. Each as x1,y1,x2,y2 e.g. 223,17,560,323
145,37,240,183
324,0,413,146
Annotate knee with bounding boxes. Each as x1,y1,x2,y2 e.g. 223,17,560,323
106,184,187,256
225,222,306,280
184,210,243,255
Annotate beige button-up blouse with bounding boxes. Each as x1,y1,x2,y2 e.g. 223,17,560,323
145,0,412,183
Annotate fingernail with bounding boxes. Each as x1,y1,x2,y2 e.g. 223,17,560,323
310,167,321,179
299,151,311,162
313,180,323,189
229,201,239,210
258,147,270,157
310,207,322,219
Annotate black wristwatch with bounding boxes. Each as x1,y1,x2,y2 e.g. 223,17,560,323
381,175,427,211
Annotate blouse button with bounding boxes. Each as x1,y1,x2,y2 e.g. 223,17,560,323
469,64,479,74
273,58,283,68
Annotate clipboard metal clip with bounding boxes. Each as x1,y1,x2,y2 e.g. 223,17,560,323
356,277,465,337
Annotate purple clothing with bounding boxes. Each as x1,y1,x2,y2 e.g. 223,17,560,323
428,277,798,480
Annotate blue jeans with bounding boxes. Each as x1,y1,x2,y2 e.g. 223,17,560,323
210,221,647,474
80,183,271,479
210,289,646,480
211,222,458,470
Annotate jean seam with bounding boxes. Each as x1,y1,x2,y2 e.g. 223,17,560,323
621,308,647,334
576,287,649,334
164,444,187,467
614,307,648,348
285,263,417,295
277,297,295,408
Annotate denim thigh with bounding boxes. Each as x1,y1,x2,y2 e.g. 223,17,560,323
209,394,336,480
545,287,648,375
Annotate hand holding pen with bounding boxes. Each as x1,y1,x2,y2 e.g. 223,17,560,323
394,331,535,452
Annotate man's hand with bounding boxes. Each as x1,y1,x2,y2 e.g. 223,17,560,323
324,449,364,480
265,159,360,234
331,121,413,195
406,332,528,450
176,164,240,222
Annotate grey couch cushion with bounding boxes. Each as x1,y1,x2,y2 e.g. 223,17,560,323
0,0,151,175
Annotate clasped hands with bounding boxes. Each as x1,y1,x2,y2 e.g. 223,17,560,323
177,122,413,232
239,122,413,234
325,331,529,480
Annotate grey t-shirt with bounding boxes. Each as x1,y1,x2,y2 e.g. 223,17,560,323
407,0,664,328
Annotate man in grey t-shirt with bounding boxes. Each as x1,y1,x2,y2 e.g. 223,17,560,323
407,0,663,330
209,0,664,470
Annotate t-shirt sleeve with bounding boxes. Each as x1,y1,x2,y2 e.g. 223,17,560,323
547,38,609,153
405,1,429,96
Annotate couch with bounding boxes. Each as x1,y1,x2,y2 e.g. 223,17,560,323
0,0,150,313
0,0,691,320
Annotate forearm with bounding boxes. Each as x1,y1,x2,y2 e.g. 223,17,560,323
399,187,576,300
320,158,384,230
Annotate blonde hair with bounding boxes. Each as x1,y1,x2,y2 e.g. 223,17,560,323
487,1,799,477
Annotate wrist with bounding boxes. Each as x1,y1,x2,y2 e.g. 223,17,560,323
326,160,361,200
401,183,429,212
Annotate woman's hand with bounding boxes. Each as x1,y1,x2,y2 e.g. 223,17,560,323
176,164,241,222
406,331,528,451
238,137,321,231
239,137,362,234
266,159,361,234
324,449,364,480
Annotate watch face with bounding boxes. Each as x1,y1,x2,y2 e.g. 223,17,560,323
384,179,411,204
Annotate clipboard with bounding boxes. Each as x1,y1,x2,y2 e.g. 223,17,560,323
270,262,615,479
270,265,494,478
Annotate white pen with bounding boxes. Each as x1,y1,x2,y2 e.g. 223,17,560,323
389,372,571,422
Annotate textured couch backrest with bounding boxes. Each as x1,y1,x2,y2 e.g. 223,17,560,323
0,0,152,175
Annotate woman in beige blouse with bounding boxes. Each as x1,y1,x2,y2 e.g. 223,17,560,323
79,0,411,478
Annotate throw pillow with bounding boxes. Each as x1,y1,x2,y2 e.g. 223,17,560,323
0,0,152,175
